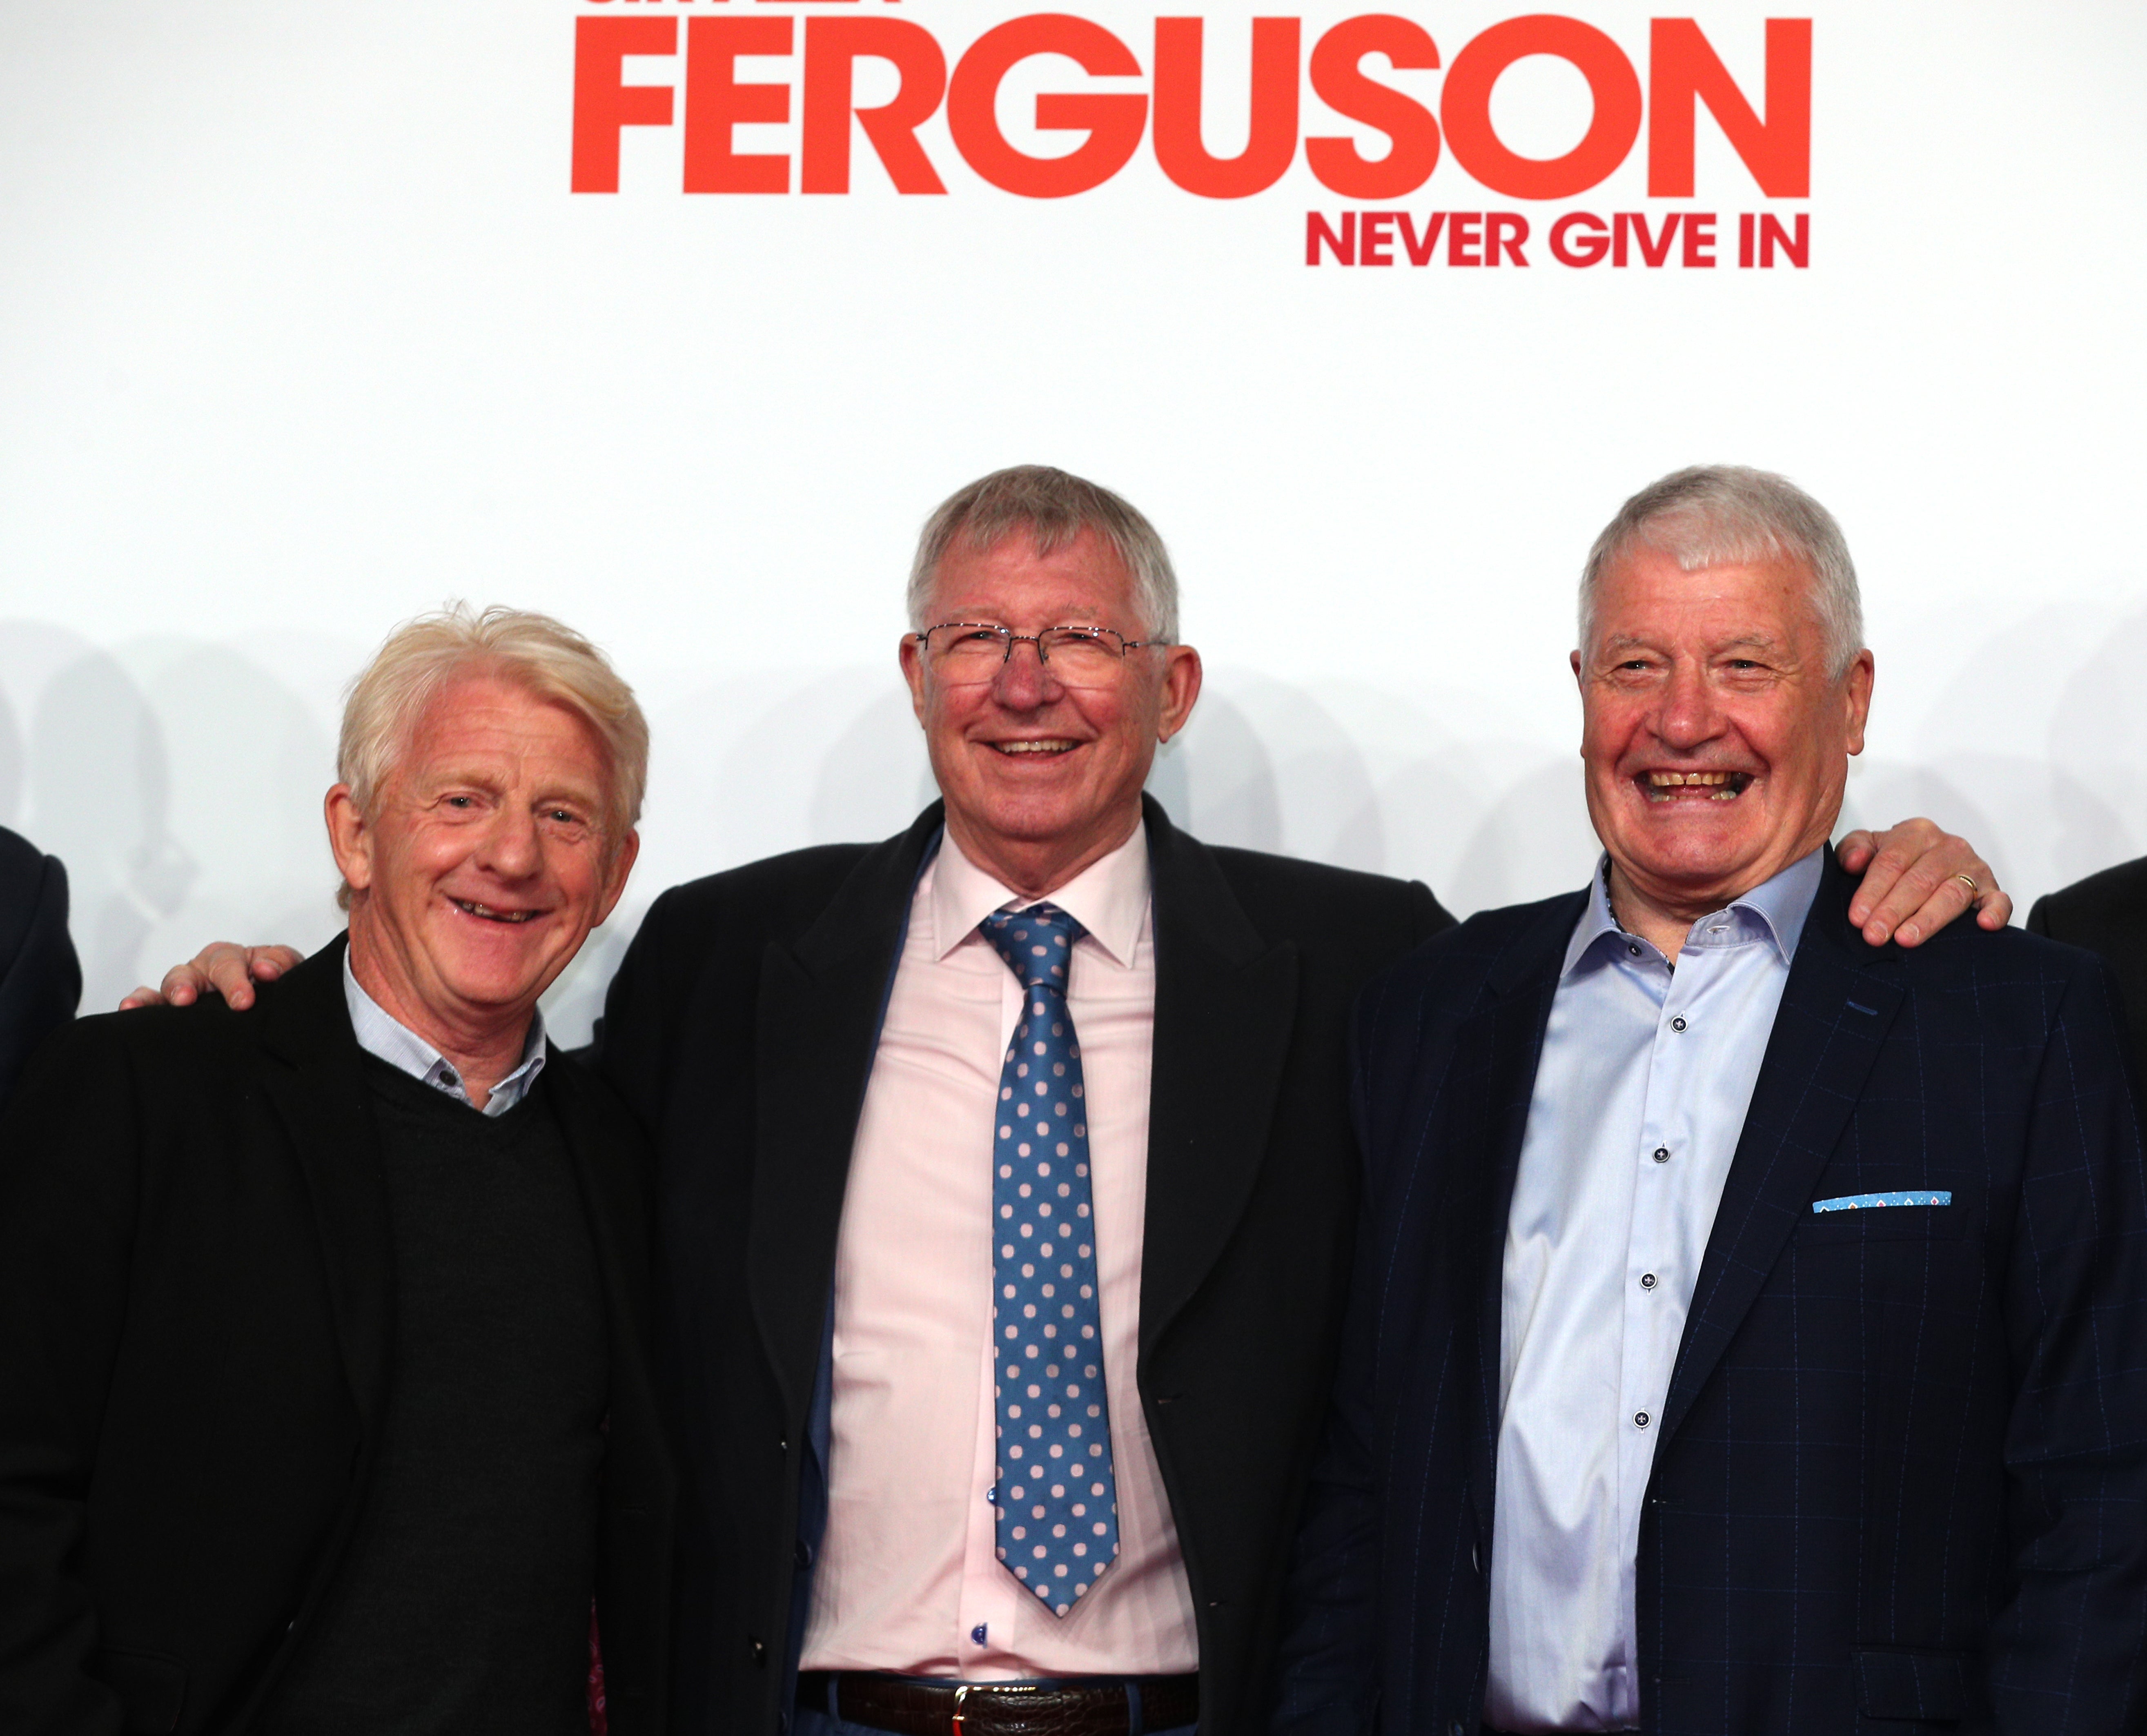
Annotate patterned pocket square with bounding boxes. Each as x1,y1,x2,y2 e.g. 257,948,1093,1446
1812,1191,1952,1213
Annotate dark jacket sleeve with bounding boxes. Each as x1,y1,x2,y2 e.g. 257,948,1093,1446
0,844,83,1110
2025,894,2053,938
1269,1261,1386,1732
1986,951,2147,1725
1269,969,1417,1736
0,1026,143,1736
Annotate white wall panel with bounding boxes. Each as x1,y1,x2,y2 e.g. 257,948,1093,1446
4,1,2141,1033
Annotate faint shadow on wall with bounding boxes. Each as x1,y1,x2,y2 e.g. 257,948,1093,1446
2044,605,2147,883
0,672,20,827
1440,757,1602,917
0,623,195,1006
808,687,941,841
133,642,343,965
1166,677,1377,864
1167,673,1600,916
1851,603,2147,907
0,624,342,1013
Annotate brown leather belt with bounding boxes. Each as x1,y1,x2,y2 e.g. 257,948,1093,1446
796,1671,1199,1736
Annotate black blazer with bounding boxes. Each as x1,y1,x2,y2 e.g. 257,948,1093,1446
0,825,81,1108
1277,852,2147,1735
0,941,675,1736
2029,855,2147,1097
587,797,1451,1736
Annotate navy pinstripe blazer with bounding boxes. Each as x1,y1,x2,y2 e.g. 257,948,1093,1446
1275,851,2147,1736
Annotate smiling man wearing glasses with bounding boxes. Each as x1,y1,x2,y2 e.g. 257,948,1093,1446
143,466,2005,1736
898,499,1199,899
610,467,1457,1736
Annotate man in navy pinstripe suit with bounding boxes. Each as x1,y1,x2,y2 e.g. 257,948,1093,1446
1274,467,2147,1735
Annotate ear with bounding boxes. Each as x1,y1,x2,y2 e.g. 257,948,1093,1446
593,829,641,928
1842,650,1875,757
1570,648,1585,685
899,631,930,726
1155,644,1203,743
324,785,374,898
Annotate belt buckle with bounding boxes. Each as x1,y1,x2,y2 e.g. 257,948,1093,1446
954,1678,1048,1736
954,1677,1054,1736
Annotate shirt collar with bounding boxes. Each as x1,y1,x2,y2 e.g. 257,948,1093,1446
341,949,548,1117
1563,845,1825,978
927,819,1152,968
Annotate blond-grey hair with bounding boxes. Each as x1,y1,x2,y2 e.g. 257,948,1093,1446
1580,465,1865,679
907,465,1181,643
335,603,648,909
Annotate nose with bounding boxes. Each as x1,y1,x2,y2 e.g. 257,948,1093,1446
1654,658,1725,750
475,803,543,879
989,635,1064,709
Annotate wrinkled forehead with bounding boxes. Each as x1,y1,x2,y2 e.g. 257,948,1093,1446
925,525,1143,625
941,515,1096,570
389,675,615,797
1591,545,1829,652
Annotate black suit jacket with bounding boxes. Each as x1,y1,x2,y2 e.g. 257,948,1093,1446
2029,855,2147,1099
587,797,1450,1736
0,825,81,1108
0,941,675,1736
1277,852,2147,1735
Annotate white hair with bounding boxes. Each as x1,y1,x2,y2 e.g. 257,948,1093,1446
1579,465,1865,679
907,465,1181,643
335,603,647,909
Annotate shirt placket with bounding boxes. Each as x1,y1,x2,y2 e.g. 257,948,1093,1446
1614,942,1709,1716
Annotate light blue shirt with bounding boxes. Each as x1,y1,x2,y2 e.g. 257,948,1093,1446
341,951,548,1117
1486,847,1824,1732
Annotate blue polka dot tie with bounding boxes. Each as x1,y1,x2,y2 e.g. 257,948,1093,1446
980,902,1119,1616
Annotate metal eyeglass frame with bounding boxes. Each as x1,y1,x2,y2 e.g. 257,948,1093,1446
913,622,1165,672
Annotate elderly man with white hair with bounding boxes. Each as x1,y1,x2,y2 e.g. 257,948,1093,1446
0,607,675,1736
1275,465,2147,1736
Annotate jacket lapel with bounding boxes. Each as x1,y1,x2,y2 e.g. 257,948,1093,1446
747,807,943,1422
1134,799,1301,1356
256,937,396,1435
1456,897,1581,1534
1657,852,1904,1445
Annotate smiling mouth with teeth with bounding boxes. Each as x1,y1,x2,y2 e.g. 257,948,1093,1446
992,740,1077,756
1640,770,1755,802
454,898,540,923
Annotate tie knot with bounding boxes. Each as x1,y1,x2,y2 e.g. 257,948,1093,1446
980,902,1085,990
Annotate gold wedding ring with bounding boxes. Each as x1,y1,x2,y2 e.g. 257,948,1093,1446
1953,873,1980,897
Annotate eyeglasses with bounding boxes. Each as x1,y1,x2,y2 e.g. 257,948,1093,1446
914,622,1163,688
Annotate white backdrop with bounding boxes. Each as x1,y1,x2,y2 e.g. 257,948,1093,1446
4,0,2144,1039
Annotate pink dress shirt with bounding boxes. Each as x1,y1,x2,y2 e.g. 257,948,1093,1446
799,822,1200,1678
